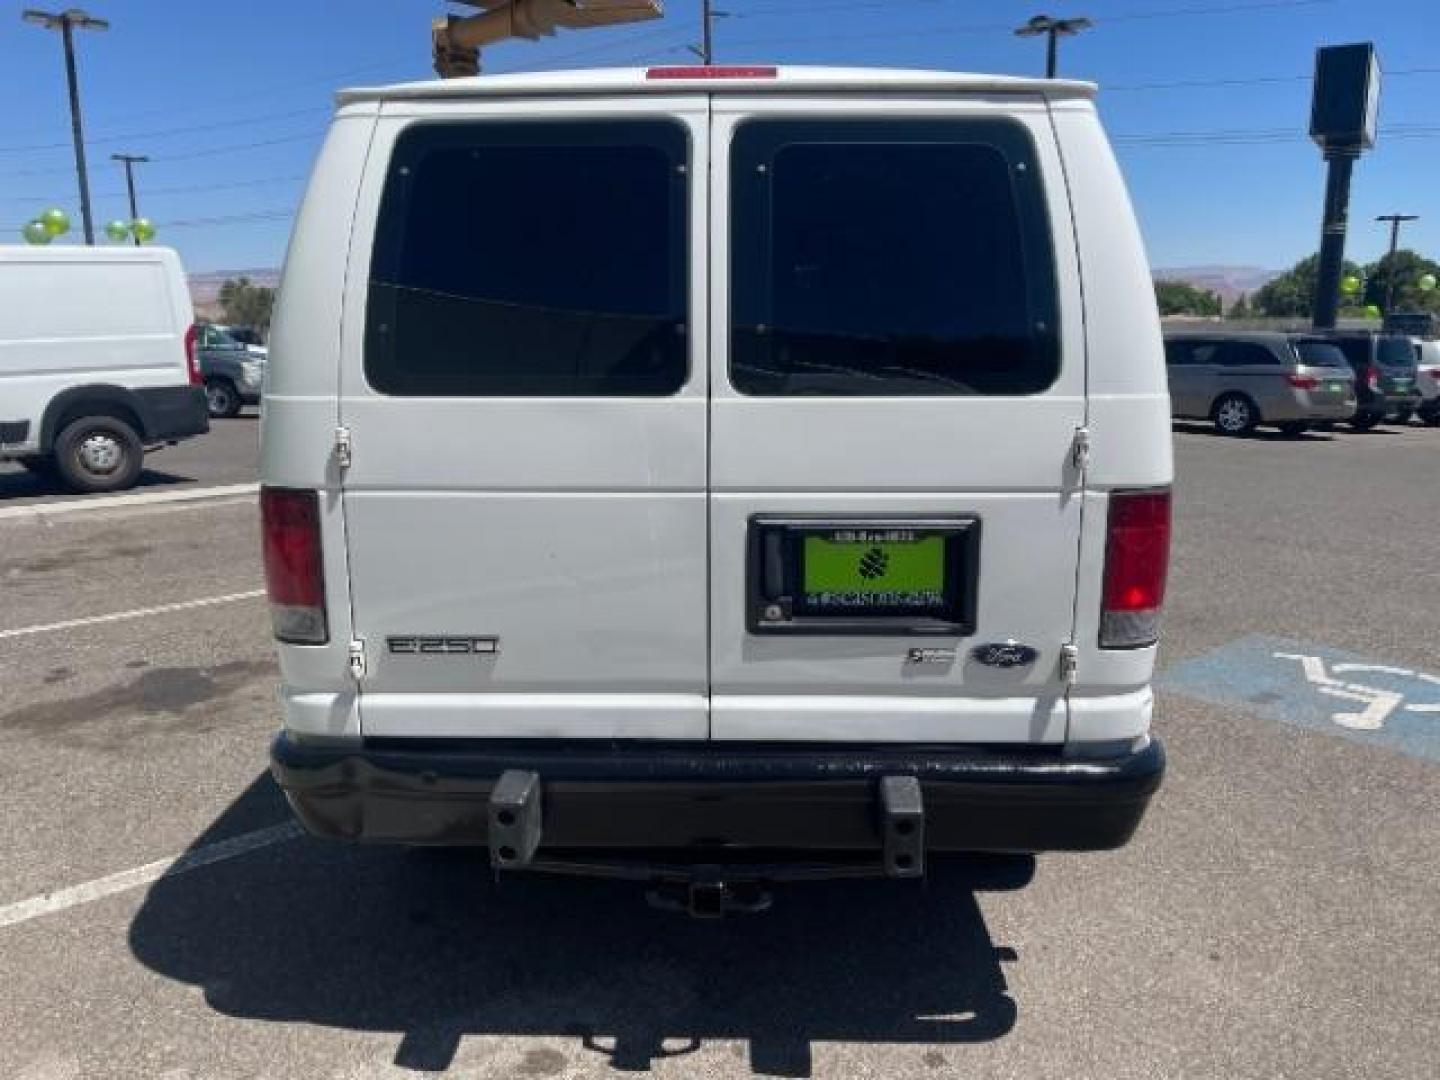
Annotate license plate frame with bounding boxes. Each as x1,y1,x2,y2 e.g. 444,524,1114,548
747,515,981,636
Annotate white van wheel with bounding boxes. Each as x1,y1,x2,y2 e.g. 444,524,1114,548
53,416,143,493
1213,394,1257,436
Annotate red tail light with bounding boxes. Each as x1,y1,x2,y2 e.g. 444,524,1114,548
184,324,201,386
1101,488,1171,649
260,487,328,644
1286,373,1319,390
1367,368,1380,390
646,65,777,79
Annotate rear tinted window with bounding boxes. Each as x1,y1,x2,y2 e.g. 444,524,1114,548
1294,340,1348,367
366,120,688,396
1376,336,1416,368
729,119,1058,396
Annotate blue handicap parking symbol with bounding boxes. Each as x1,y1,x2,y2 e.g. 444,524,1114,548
1158,635,1440,765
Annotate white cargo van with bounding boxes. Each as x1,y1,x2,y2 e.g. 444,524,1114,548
0,245,208,492
265,66,1171,909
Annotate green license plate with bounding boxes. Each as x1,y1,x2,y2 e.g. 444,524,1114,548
802,532,947,610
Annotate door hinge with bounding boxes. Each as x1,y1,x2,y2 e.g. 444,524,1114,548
1059,643,1079,685
348,639,367,681
1070,426,1091,472
333,426,353,470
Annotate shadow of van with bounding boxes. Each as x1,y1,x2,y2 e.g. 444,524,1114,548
128,773,1032,1076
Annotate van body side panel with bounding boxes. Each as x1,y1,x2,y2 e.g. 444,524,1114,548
1049,101,1171,739
263,109,379,737
336,98,711,739
0,247,192,456
708,96,1086,743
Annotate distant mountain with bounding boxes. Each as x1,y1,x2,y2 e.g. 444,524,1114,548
188,268,281,318
1153,265,1280,304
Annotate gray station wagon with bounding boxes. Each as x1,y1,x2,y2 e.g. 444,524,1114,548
1163,331,1356,436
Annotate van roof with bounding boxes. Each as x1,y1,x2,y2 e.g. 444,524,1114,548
338,65,1096,107
0,244,180,263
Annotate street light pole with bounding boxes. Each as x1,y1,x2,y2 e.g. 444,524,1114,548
1375,213,1419,314
1014,14,1092,79
23,8,109,246
112,153,149,246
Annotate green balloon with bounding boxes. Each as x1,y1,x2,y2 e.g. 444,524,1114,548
1419,273,1438,292
1364,304,1381,318
40,207,70,236
22,219,51,245
104,219,131,242
1340,274,1361,295
131,217,156,243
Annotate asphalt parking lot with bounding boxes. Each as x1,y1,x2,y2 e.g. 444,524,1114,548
1,417,1437,1079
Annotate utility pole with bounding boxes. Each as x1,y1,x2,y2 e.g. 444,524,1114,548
689,0,729,66
1375,213,1418,314
23,8,109,246
111,153,148,245
1014,14,1092,79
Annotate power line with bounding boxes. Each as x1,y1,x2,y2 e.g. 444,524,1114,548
0,106,330,156
1114,123,1440,146
163,209,296,230
1098,0,1334,23
5,131,321,177
0,173,308,206
1107,65,1440,92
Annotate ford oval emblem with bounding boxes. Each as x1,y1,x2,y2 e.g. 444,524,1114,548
971,642,1039,669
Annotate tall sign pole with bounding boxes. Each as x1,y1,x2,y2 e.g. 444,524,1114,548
1309,43,1381,330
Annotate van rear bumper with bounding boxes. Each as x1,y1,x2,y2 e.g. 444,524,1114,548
134,385,210,441
270,733,1164,855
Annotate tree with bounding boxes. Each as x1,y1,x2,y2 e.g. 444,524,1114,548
1251,254,1364,319
1361,249,1440,314
1155,279,1222,317
219,276,276,334
1228,293,1252,319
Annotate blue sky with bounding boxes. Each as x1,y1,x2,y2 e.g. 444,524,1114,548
2,0,1435,273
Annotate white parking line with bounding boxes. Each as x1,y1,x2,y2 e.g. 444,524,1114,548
0,590,266,640
0,482,258,521
0,822,301,931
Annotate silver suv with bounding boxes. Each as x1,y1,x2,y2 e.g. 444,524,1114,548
1164,331,1356,436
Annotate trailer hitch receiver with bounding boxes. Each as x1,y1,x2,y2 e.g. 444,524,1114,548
488,769,542,869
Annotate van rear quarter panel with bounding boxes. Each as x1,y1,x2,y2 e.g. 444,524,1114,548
262,107,378,736
1051,100,1172,738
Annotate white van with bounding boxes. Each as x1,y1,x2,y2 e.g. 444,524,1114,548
265,66,1171,908
0,245,208,492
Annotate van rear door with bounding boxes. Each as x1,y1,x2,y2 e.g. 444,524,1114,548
707,97,1086,743
338,100,710,739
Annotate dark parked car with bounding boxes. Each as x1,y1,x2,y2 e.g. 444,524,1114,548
1318,331,1421,429
1163,330,1356,436
197,324,265,418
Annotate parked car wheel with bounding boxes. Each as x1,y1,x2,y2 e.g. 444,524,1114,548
53,415,143,493
1213,394,1258,436
205,378,243,419
1349,412,1381,431
1420,407,1440,428
1277,421,1309,437
1391,407,1415,425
